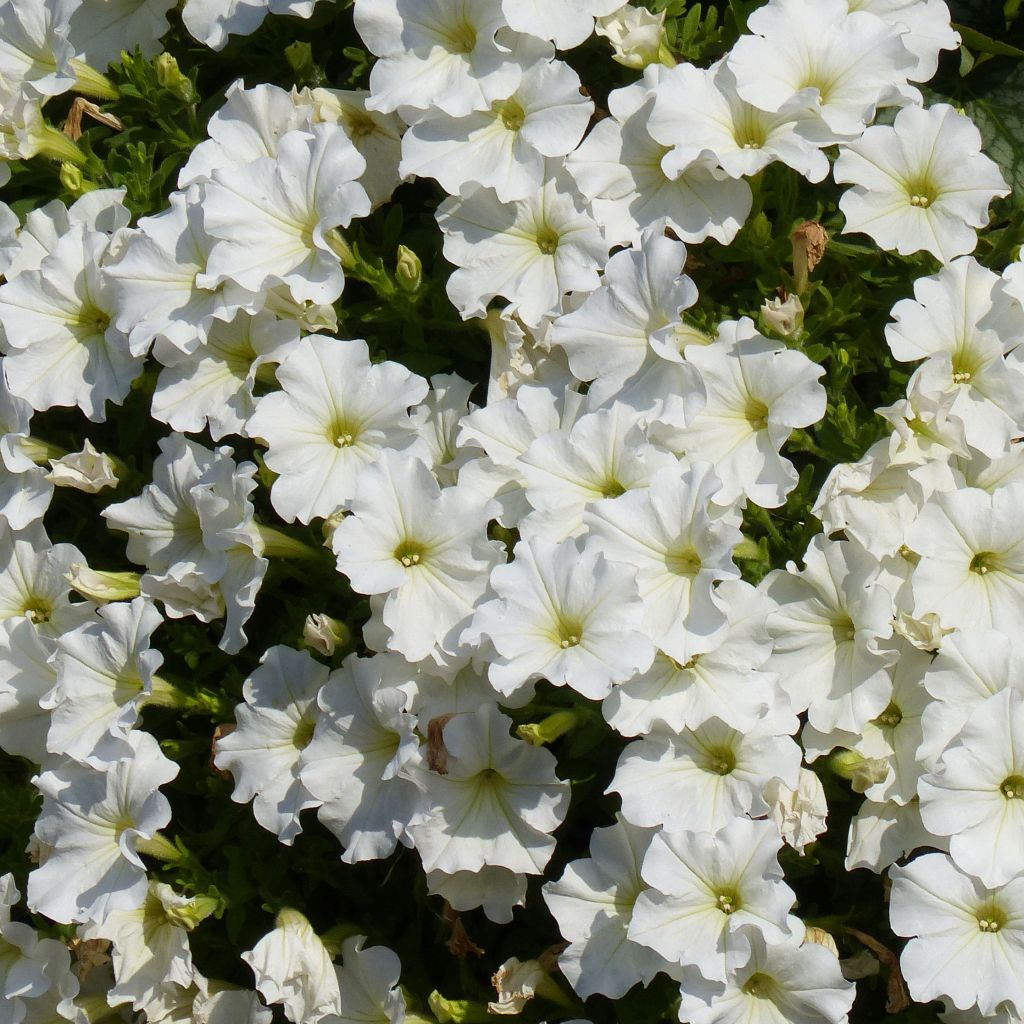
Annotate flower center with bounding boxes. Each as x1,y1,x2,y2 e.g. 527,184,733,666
394,540,427,568
600,478,626,498
494,97,526,132
905,179,938,208
742,973,773,998
536,226,560,256
715,888,741,915
743,396,770,431
831,615,856,644
873,701,903,729
977,903,1009,932
293,717,316,750
1001,774,1024,800
328,417,360,449
702,745,737,776
443,17,478,53
555,618,584,650
666,546,702,577
22,600,53,624
342,108,377,140
76,302,110,333
970,551,998,575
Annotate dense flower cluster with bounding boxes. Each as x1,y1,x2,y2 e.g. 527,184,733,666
1,0,1023,1022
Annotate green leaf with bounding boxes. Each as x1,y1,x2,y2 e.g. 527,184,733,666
955,23,1024,59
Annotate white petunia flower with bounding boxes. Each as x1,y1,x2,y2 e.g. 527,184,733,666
107,186,257,358
68,0,176,68
0,223,142,421
324,935,406,1024
178,81,313,188
27,730,178,924
725,0,916,140
438,171,608,327
889,853,1024,1015
80,882,197,1017
566,73,752,247
356,0,529,117
203,124,370,306
214,645,325,845
835,104,1009,262
243,909,340,1024
649,61,830,183
547,229,700,393
43,597,164,768
247,336,427,524
610,718,802,833
466,535,654,700
152,311,300,441
584,462,742,663
846,0,960,82
677,931,856,1024
331,450,503,661
0,0,77,98
919,688,1024,887
885,257,1024,457
602,579,781,736
181,0,326,50
543,815,678,999
400,50,593,202
0,523,91,637
763,535,896,732
426,866,528,924
518,402,679,542
909,484,1024,634
629,817,795,982
299,653,422,863
405,703,569,876
679,333,826,507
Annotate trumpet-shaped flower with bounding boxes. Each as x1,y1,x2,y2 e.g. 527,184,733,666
629,817,795,981
726,0,916,139
405,703,569,875
0,374,52,529
0,617,56,762
846,0,959,82
0,224,142,421
203,124,370,306
332,451,504,661
466,535,654,700
247,336,427,524
27,730,178,924
214,645,326,845
501,0,627,49
0,0,77,98
438,172,608,327
835,104,1009,262
889,853,1024,1015
355,0,527,117
400,52,593,202
325,935,406,1024
300,654,422,863
543,815,677,999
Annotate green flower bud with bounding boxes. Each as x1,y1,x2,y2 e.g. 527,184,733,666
395,245,423,293
155,54,195,103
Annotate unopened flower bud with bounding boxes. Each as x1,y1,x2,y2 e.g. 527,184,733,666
302,613,351,656
161,888,221,931
761,293,804,338
47,440,119,492
395,245,422,293
516,710,578,747
829,750,889,793
155,53,195,103
803,926,840,958
892,611,952,653
59,161,89,194
595,5,669,69
65,564,141,603
428,992,491,1024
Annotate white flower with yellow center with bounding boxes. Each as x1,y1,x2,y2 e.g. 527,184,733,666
909,483,1024,634
466,535,654,700
890,853,1024,1015
438,172,608,327
247,336,427,524
332,450,504,661
355,0,527,117
400,50,593,202
202,124,370,306
835,104,1009,262
27,730,178,924
214,645,326,845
